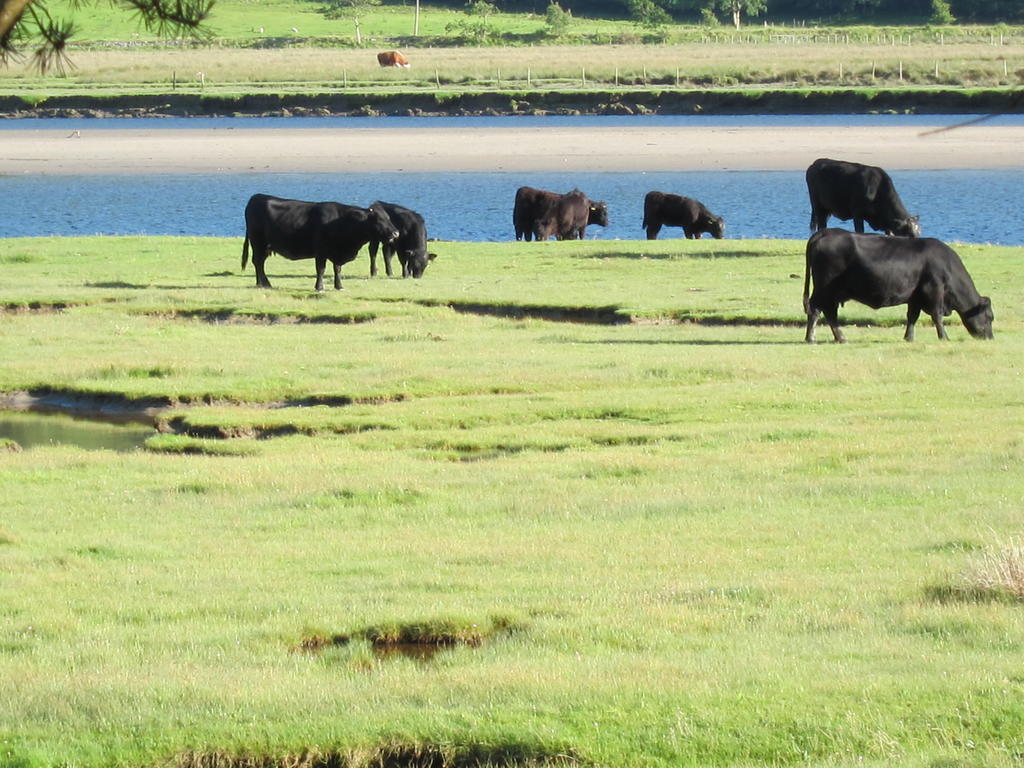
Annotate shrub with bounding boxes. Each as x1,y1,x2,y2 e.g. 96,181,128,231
545,2,572,36
930,0,956,24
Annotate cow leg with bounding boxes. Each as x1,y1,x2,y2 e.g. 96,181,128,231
804,307,821,343
333,261,343,290
904,305,921,342
823,305,847,343
645,223,661,240
854,218,866,233
930,312,949,340
369,241,379,277
683,227,695,239
313,257,327,292
383,245,395,278
252,248,272,289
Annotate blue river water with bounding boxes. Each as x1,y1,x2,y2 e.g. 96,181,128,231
3,168,1020,244
1,115,1021,244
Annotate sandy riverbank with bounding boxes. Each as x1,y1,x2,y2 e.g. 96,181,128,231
0,123,1020,175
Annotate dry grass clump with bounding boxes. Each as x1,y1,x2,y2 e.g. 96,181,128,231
968,536,1024,601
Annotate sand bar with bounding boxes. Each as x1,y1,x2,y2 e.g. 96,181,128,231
1,123,1021,175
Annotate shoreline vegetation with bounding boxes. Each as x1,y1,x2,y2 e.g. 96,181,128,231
2,87,1022,119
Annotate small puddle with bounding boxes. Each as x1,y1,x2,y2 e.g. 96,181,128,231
0,411,155,452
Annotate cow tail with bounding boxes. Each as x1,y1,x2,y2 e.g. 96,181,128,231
802,240,812,315
242,237,249,271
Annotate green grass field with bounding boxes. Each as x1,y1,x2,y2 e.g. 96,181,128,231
0,0,1021,98
2,235,1023,768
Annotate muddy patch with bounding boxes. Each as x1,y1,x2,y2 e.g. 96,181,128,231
157,414,395,441
297,615,524,662
142,309,377,325
173,741,580,768
417,300,629,326
1,389,170,421
416,299,809,328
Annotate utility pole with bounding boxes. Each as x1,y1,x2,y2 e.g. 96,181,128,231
414,0,420,35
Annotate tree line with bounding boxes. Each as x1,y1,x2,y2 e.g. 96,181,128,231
432,0,1022,24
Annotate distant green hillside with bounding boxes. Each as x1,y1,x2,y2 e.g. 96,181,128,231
46,0,1024,48
50,0,626,44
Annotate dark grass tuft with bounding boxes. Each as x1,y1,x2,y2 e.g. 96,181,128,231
144,434,257,456
298,614,526,655
923,583,1017,605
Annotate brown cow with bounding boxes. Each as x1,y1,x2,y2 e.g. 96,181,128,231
377,50,410,68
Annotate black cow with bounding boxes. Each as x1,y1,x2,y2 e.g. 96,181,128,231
803,229,993,343
642,192,725,240
242,194,399,291
533,189,609,241
514,186,608,241
367,201,436,278
513,186,560,241
806,158,920,237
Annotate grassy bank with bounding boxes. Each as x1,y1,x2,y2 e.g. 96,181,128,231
2,236,1024,767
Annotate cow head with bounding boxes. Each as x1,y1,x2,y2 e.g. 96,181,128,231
960,296,994,340
367,205,400,244
588,201,609,228
888,216,921,238
402,250,436,279
709,216,726,239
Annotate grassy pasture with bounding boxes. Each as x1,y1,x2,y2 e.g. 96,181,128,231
2,39,1021,97
2,235,1024,768
0,1,1021,97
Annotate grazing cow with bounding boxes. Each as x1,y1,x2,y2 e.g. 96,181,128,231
803,229,993,343
534,189,609,241
806,157,920,237
377,50,410,68
367,201,436,278
242,194,399,291
642,191,725,240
